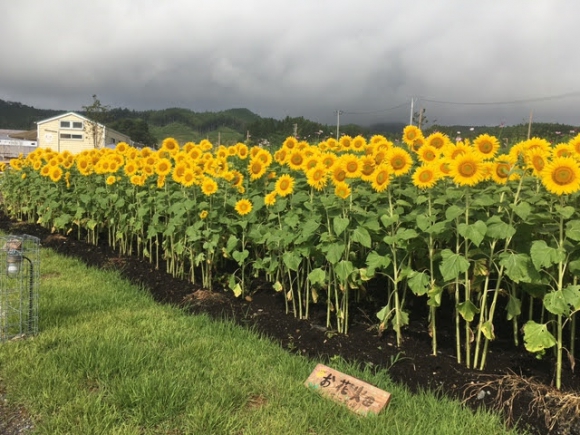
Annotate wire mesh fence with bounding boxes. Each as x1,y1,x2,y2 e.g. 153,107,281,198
0,235,40,342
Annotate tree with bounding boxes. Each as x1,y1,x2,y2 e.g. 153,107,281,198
82,94,110,148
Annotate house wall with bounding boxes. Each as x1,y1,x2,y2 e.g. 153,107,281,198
37,113,132,153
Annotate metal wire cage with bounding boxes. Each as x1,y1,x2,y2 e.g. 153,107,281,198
0,234,40,341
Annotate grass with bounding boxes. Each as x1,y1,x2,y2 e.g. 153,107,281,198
0,246,527,434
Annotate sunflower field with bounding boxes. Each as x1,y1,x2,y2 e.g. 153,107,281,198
2,126,580,389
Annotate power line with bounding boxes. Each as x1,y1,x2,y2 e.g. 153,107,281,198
419,91,580,106
341,101,409,115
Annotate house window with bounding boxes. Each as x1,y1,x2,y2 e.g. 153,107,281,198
59,120,83,129
60,133,83,140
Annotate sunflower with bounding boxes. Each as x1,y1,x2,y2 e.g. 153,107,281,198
9,158,23,171
76,157,92,176
106,175,117,186
256,149,273,166
443,142,471,161
412,164,440,189
264,191,277,207
188,147,203,161
230,170,244,187
283,136,298,150
156,175,166,189
274,148,288,165
180,169,196,187
372,148,388,165
370,164,391,192
340,154,362,179
417,144,440,164
115,142,129,154
161,137,180,155
386,147,413,176
402,125,424,147
334,181,351,199
569,134,580,157
370,134,387,145
448,152,485,186
49,166,63,182
330,164,347,186
201,176,218,196
64,171,71,188
540,156,580,195
275,174,295,197
552,143,574,159
199,210,209,219
303,155,320,172
351,135,367,152
288,150,305,170
155,158,172,177
490,159,515,185
142,164,154,177
320,152,337,170
130,174,145,186
199,139,213,151
234,198,253,216
339,135,352,150
40,165,51,177
473,134,500,160
306,164,328,191
524,148,548,176
359,155,376,181
248,158,267,181
172,162,188,183
425,132,449,150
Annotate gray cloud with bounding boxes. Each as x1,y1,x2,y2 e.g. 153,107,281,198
2,0,580,127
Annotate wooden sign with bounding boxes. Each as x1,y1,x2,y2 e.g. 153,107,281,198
304,363,391,415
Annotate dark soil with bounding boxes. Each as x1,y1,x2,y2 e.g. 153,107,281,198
1,213,580,435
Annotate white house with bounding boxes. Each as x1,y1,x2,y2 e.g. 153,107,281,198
0,129,37,161
36,112,132,154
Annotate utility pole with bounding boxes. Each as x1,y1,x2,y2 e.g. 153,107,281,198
336,110,341,140
409,98,415,126
293,123,298,138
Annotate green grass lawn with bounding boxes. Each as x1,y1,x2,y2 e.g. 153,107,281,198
0,246,527,434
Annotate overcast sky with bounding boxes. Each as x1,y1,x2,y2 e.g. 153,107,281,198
2,0,579,127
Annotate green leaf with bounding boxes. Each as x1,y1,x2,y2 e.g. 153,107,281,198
282,251,302,271
416,214,430,232
530,240,565,270
427,285,443,307
472,194,496,207
486,215,516,240
556,205,576,220
457,220,487,247
326,243,346,265
445,205,464,221
334,260,354,282
407,271,430,296
308,268,326,286
391,309,409,330
480,321,495,340
499,252,541,283
352,227,372,248
333,216,350,236
283,214,300,229
506,295,522,321
225,235,239,253
365,251,391,276
439,249,470,281
543,290,570,316
566,220,580,242
232,249,249,265
563,285,580,310
397,228,419,241
523,321,557,353
510,201,532,221
380,214,399,228
457,300,479,322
